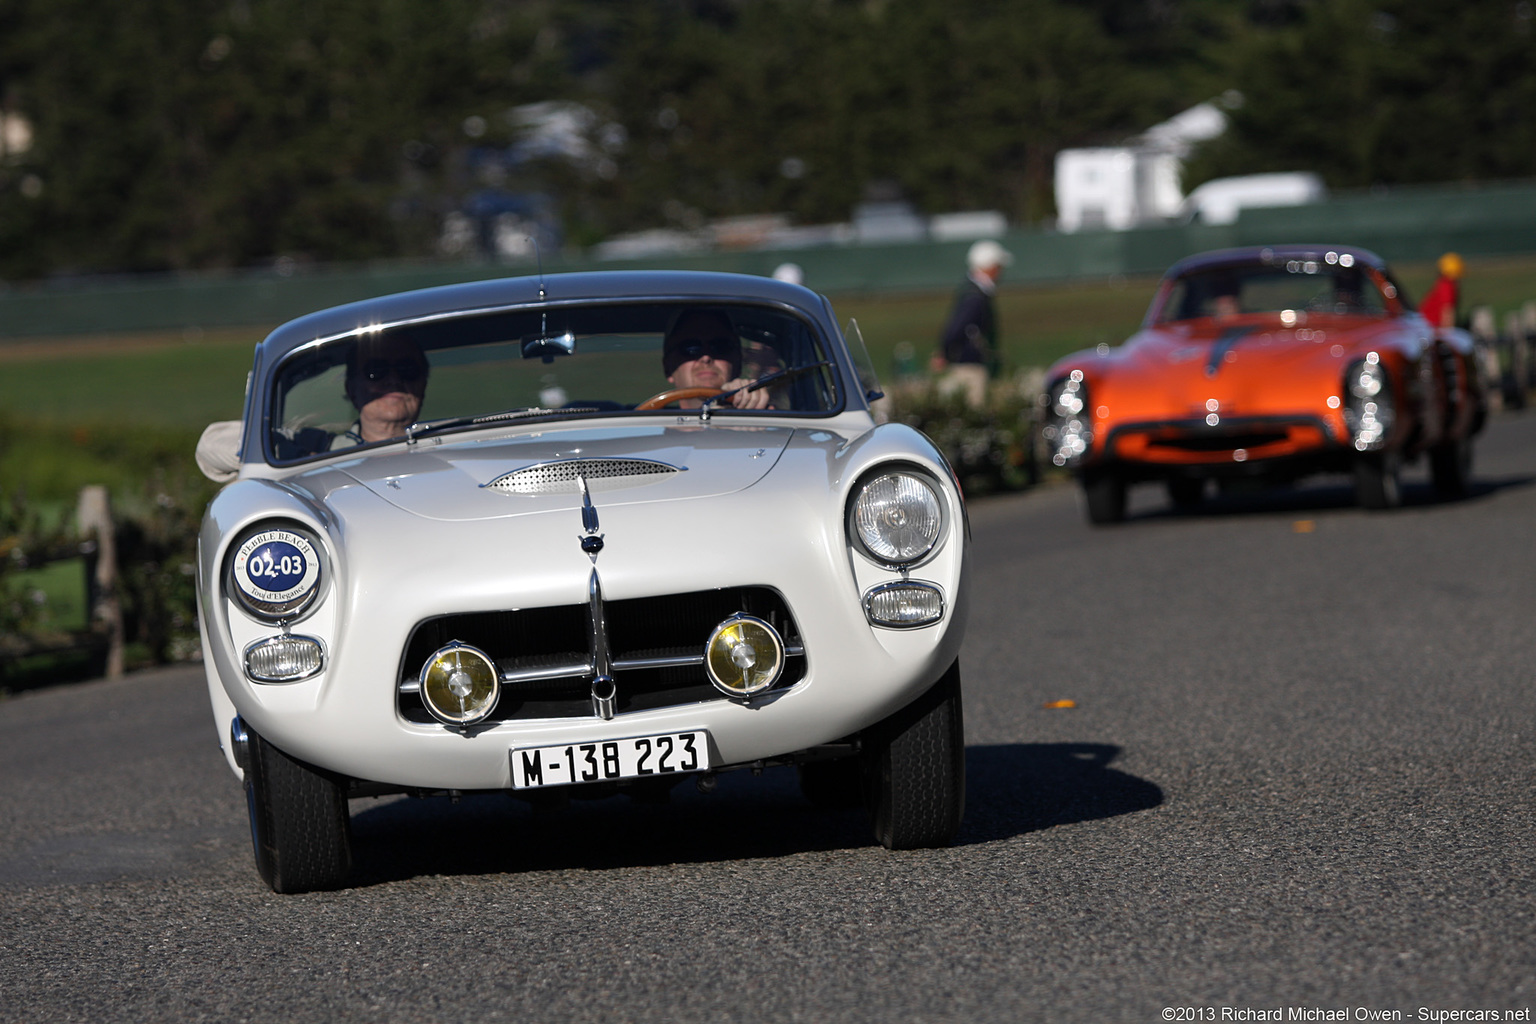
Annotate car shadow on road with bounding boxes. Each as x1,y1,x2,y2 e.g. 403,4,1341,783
1125,472,1535,523
959,742,1163,844
343,742,1161,886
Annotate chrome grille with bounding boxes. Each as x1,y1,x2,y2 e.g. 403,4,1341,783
397,587,804,723
485,458,680,495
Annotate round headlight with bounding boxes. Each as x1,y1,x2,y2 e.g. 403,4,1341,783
1343,357,1395,451
1043,374,1093,467
705,615,784,698
849,469,944,566
229,525,323,621
420,642,500,726
1348,358,1386,399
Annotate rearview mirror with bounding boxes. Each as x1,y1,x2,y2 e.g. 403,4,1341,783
521,331,577,363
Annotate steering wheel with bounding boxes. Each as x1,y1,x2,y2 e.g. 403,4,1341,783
636,387,723,410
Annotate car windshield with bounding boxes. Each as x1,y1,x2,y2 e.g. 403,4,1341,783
268,301,840,462
1156,259,1389,323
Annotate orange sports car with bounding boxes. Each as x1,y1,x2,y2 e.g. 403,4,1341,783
1041,245,1485,523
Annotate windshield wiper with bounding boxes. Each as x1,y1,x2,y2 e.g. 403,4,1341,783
698,361,833,420
405,406,598,444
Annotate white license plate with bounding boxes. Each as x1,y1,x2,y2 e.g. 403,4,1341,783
510,730,709,789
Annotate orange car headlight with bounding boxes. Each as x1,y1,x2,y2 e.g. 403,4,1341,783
1043,370,1093,466
1343,353,1394,451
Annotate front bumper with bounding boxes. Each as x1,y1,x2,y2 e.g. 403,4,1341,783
207,570,966,791
1100,413,1341,470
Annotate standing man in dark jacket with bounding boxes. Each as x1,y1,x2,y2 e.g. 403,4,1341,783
932,239,1012,405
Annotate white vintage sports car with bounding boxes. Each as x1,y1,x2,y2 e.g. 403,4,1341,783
196,270,970,892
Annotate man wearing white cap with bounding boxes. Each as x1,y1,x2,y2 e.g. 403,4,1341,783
932,238,1012,405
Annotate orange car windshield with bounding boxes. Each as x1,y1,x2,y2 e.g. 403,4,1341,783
1157,262,1388,323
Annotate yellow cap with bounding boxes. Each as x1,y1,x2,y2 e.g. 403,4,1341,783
1438,252,1464,280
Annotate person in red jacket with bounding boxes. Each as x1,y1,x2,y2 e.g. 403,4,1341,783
1419,252,1463,330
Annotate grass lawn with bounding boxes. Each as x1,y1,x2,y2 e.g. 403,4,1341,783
0,327,260,430
6,558,89,633
834,276,1156,382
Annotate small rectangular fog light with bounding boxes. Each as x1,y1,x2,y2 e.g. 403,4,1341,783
862,581,944,628
244,634,325,683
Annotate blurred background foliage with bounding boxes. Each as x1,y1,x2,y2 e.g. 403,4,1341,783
0,415,215,686
1184,0,1536,188
3,0,1533,280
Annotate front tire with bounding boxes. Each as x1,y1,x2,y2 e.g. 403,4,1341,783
244,728,352,893
1429,436,1473,498
863,659,965,850
1354,451,1403,510
1083,472,1127,525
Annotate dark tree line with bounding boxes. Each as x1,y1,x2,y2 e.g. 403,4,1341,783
0,0,1531,280
1184,0,1536,187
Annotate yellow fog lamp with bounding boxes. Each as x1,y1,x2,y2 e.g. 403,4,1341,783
244,634,325,682
704,615,784,698
420,642,500,726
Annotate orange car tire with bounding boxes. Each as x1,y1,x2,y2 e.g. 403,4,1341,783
1354,452,1403,510
1430,436,1473,499
1083,472,1128,525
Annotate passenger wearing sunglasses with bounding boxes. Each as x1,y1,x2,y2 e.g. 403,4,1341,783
332,334,430,448
660,309,772,410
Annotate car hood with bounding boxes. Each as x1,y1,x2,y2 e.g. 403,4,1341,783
330,424,795,522
1096,318,1398,416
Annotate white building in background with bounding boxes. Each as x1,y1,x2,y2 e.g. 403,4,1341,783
1178,172,1327,226
1055,148,1166,232
1054,97,1236,233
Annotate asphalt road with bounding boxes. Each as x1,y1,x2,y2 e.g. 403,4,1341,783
3,414,1535,1023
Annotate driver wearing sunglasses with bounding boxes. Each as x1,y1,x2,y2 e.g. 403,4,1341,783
333,334,430,448
661,309,772,410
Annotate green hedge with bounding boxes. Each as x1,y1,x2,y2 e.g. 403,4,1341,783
882,372,1043,497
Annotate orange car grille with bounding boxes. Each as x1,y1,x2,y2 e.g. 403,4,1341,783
1109,417,1331,464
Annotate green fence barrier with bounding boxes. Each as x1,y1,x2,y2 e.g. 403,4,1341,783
4,180,1536,338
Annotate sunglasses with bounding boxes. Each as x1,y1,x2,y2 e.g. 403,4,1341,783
675,338,737,362
362,357,426,383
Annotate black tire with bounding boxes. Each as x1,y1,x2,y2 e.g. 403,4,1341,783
244,728,352,893
863,659,965,850
1082,472,1127,525
1166,476,1204,511
798,758,865,809
1501,370,1525,410
1429,436,1473,499
1354,451,1403,510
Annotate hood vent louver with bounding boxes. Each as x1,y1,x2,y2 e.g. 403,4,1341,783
484,458,683,495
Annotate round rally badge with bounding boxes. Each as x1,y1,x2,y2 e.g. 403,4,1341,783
231,529,321,617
